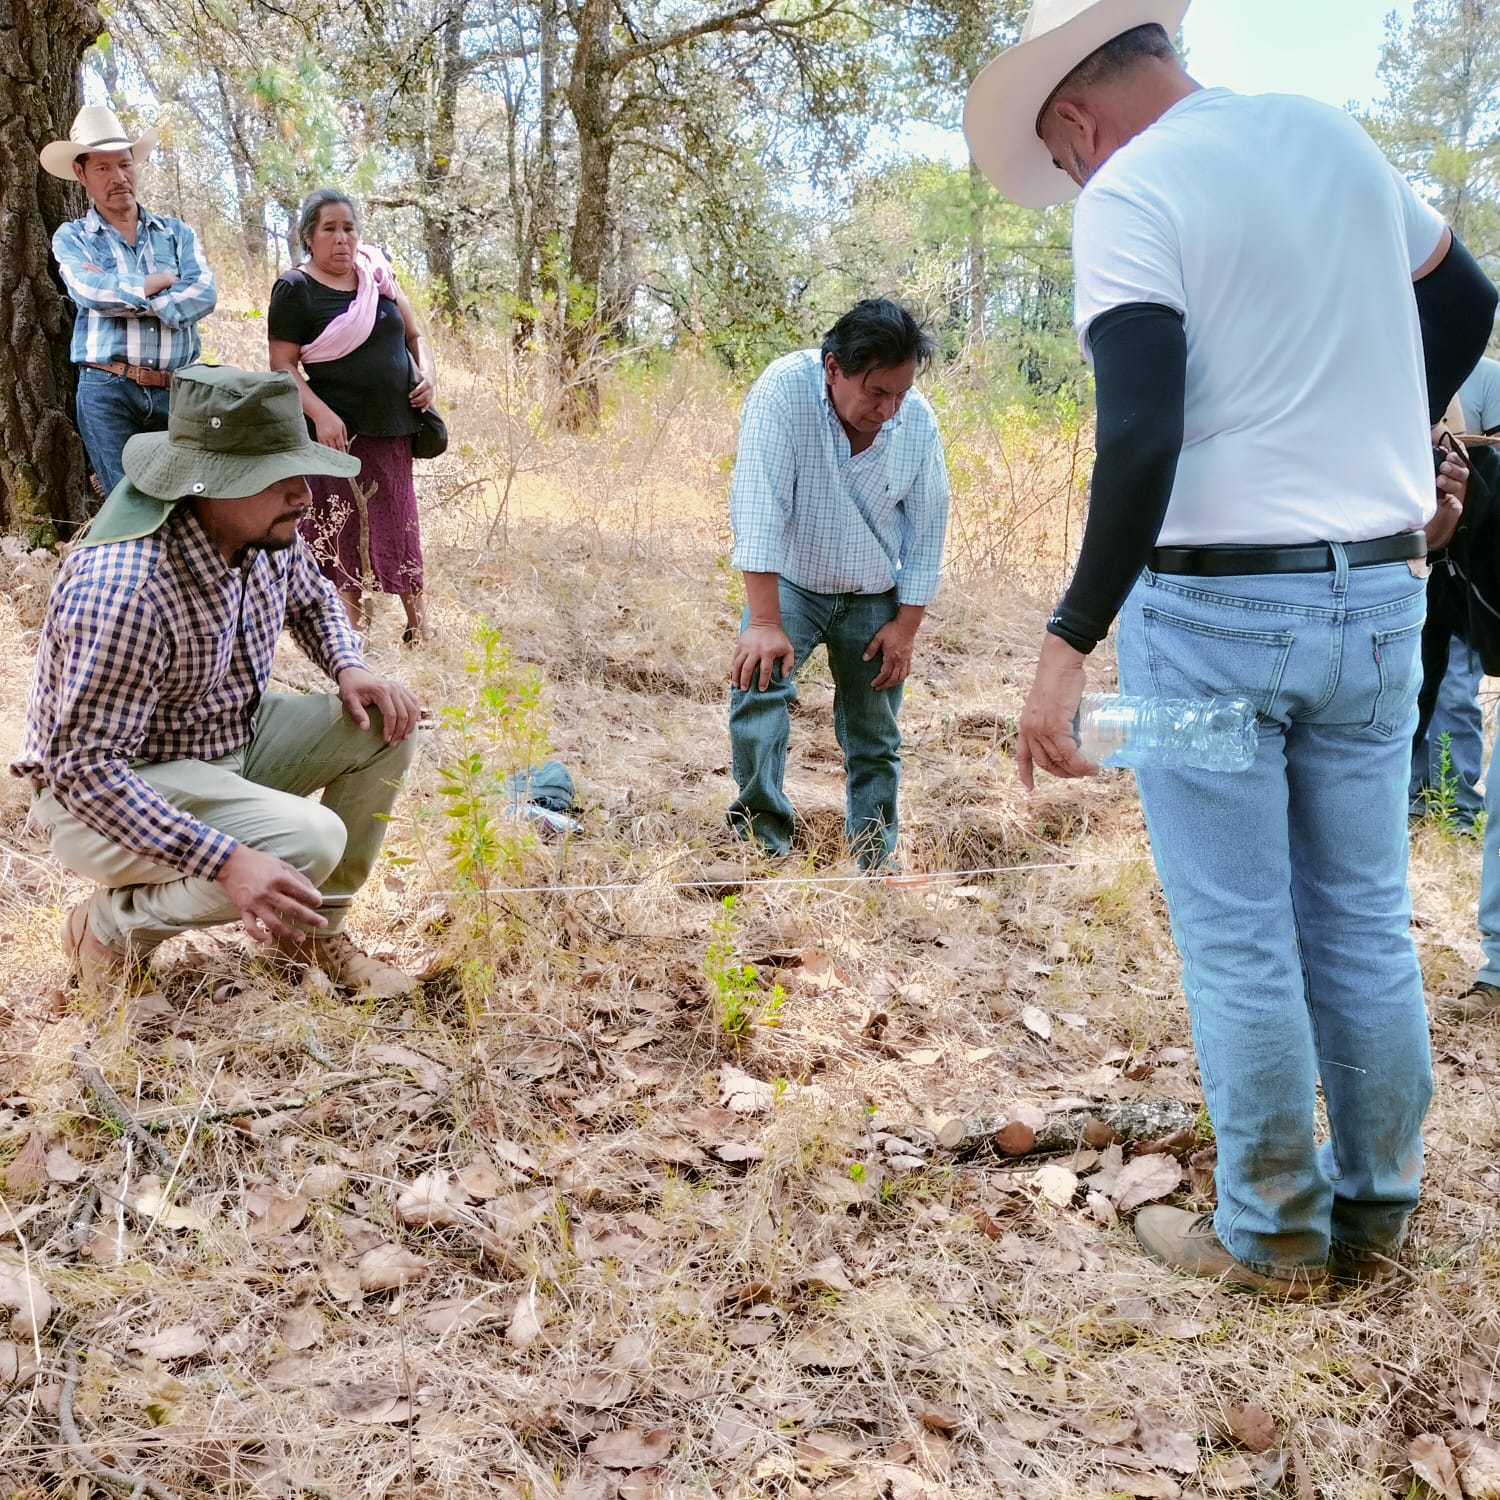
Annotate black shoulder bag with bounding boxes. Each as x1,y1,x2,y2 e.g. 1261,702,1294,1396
407,352,448,460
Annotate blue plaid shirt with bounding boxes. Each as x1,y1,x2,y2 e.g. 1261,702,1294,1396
53,205,217,369
13,510,365,879
728,349,950,606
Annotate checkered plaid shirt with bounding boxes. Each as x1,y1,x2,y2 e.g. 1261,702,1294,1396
53,205,217,369
728,349,950,605
13,509,366,878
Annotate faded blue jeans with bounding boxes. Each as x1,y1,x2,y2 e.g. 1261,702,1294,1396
1477,739,1500,985
728,580,902,869
1117,550,1431,1276
75,365,171,498
1409,640,1485,827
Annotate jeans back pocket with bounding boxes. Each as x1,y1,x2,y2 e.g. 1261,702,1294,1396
1368,619,1424,736
1140,605,1294,718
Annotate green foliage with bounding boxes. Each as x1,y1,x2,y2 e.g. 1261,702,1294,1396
819,157,1083,399
1369,0,1500,284
1421,731,1464,837
431,622,551,901
704,896,787,1040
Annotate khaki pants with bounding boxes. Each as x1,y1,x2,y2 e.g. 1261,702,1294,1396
35,693,417,951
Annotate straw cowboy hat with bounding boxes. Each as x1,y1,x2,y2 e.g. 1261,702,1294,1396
964,0,1191,209
40,105,161,180
81,366,359,546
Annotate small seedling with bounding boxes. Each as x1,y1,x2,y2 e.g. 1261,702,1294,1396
704,895,787,1039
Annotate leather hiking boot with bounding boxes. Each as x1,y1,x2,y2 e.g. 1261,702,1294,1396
1443,982,1500,1021
306,932,416,1001
1328,1241,1406,1289
60,899,131,991
1134,1206,1327,1300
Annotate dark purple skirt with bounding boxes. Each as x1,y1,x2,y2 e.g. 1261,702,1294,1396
300,433,424,595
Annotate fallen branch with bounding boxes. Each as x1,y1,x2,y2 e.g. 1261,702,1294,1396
143,1072,394,1126
66,1184,100,1252
72,1050,171,1174
948,1101,1201,1159
60,1342,182,1500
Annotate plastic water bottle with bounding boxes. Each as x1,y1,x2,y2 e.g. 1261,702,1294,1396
1073,694,1258,772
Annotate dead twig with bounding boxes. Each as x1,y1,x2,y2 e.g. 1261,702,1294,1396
72,1049,171,1174
142,1072,395,1126
59,1341,182,1500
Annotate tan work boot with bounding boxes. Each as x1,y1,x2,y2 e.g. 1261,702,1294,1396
60,898,131,990
1443,982,1500,1021
1134,1206,1327,1300
305,932,416,1001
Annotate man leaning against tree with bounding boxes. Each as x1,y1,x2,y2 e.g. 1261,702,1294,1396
13,365,421,1001
42,106,217,499
726,298,950,872
966,0,1496,1294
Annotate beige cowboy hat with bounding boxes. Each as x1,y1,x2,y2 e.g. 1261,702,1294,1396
964,0,1191,209
40,105,161,180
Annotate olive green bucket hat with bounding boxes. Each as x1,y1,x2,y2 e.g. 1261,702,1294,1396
80,364,360,546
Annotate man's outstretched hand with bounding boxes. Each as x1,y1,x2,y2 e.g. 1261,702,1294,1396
216,844,327,946
337,667,421,743
1016,632,1098,790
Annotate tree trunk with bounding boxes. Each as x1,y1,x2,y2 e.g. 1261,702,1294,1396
560,0,612,427
966,152,987,347
422,2,464,322
0,0,100,535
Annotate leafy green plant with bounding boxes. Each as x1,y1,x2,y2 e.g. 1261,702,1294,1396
1422,731,1461,836
430,622,552,910
704,895,786,1040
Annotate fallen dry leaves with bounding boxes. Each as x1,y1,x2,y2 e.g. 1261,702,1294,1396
0,1255,50,1336
586,1427,677,1470
1410,1432,1463,1500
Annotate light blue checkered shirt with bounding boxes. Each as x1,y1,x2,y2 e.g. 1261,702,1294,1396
729,350,950,606
53,205,216,369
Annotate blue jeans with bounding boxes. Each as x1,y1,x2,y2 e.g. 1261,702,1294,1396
1478,741,1500,985
75,365,171,497
728,580,902,869
1409,641,1485,826
1117,551,1431,1276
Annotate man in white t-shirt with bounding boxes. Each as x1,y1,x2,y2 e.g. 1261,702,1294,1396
965,0,1496,1296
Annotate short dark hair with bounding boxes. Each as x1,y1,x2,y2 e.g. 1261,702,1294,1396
1044,23,1177,118
821,299,935,377
298,188,359,253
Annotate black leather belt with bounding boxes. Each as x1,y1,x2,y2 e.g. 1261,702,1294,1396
1150,532,1425,577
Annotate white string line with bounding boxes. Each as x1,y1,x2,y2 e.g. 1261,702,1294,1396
416,852,1150,902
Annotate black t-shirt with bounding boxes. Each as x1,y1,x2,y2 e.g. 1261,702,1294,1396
267,268,417,438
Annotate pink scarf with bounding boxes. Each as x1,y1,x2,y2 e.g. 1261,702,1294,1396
298,244,398,364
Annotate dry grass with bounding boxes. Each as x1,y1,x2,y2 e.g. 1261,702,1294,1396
0,319,1497,1500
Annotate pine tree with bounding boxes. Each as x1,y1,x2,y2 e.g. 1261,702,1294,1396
1371,0,1500,259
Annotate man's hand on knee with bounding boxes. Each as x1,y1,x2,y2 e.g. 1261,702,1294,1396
336,667,422,744
216,844,328,946
732,624,795,692
864,617,919,691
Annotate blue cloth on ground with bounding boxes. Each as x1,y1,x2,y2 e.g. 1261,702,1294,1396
501,761,578,815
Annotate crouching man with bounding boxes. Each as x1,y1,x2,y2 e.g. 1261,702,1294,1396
727,299,950,870
12,365,421,998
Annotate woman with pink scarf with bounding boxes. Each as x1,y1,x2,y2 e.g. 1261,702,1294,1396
268,189,437,643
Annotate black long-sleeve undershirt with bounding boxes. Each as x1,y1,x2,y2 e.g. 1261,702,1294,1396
1046,302,1187,655
1414,234,1498,423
